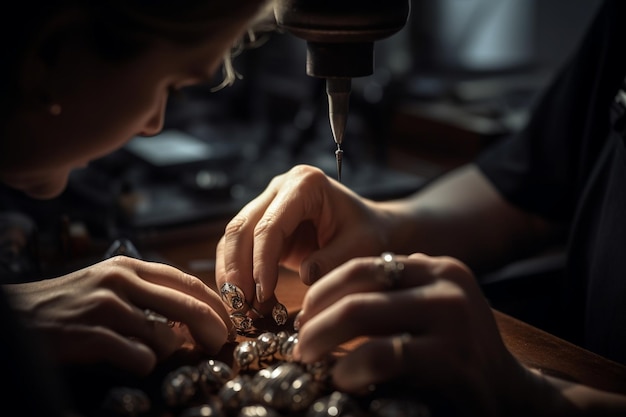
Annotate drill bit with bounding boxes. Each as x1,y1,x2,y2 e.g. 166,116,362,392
335,146,343,182
326,78,351,182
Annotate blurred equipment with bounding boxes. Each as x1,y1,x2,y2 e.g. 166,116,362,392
273,0,411,181
410,0,535,73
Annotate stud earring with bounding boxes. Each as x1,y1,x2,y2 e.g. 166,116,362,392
48,103,62,116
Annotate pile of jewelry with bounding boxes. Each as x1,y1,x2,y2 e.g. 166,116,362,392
99,329,431,417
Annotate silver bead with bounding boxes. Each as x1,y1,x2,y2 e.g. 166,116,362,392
178,399,225,417
218,374,254,412
250,362,319,412
198,359,234,395
101,386,151,416
276,330,290,346
306,391,362,417
161,365,199,407
279,333,299,362
256,332,279,360
306,359,332,384
233,340,258,370
237,404,282,417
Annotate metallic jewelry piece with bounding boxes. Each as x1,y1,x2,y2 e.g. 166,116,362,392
101,387,151,416
239,405,282,417
233,340,259,370
161,365,200,407
276,330,290,347
220,283,246,311
306,391,361,417
218,375,254,413
255,332,279,360
143,309,169,325
198,359,233,395
272,302,288,326
167,320,182,328
250,362,319,412
378,252,405,288
178,400,225,417
391,333,412,368
306,359,332,384
230,312,254,335
279,333,299,362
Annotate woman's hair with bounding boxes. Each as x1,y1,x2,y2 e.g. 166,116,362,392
1,0,274,121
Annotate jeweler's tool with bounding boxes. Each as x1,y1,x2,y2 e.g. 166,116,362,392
273,0,410,182
327,78,350,181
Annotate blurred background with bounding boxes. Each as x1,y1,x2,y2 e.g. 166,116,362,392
0,0,602,279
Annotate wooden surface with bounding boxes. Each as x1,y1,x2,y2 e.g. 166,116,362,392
496,310,626,394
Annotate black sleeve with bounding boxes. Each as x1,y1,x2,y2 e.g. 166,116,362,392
476,0,626,222
0,286,72,416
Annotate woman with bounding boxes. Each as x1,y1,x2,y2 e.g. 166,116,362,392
216,0,626,415
0,0,271,414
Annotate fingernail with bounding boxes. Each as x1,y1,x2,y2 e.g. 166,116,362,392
272,302,288,326
220,283,245,311
293,310,303,331
230,312,253,335
256,283,264,303
307,262,320,284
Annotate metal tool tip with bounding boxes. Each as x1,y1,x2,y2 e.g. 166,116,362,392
335,147,343,182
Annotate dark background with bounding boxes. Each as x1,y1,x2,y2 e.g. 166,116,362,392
0,0,602,278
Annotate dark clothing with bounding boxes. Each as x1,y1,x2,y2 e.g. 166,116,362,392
477,0,626,364
0,287,71,417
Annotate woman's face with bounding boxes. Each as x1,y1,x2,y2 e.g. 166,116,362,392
2,32,237,199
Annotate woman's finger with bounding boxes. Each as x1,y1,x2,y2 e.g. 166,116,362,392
42,287,190,359
333,334,508,415
218,188,275,306
297,254,437,330
97,259,231,353
45,323,158,376
128,285,229,354
330,334,446,393
296,285,456,363
250,166,336,302
122,306,189,359
114,258,230,328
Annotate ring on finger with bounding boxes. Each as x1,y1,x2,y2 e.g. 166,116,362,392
377,252,405,288
144,309,169,325
391,333,412,368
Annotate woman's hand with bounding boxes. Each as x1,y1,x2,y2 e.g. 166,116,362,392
215,164,392,314
4,256,233,376
292,253,536,416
